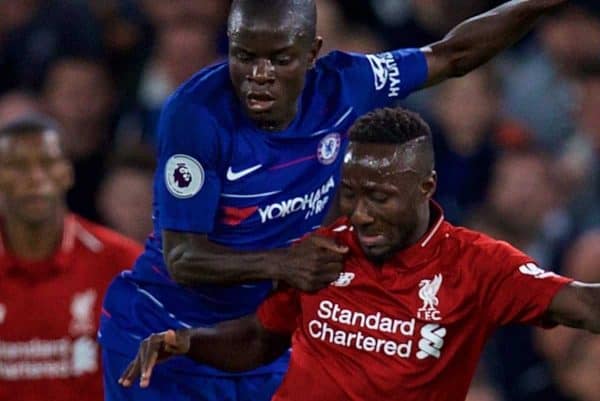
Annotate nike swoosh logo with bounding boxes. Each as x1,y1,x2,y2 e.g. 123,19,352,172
226,164,262,181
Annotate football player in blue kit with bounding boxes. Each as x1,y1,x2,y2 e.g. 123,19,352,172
99,0,569,400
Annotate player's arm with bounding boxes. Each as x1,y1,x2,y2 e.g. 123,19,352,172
542,282,600,333
120,288,299,388
422,0,567,86
157,97,346,292
164,230,347,291
119,315,291,388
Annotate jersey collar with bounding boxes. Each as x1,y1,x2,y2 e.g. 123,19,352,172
385,201,448,269
0,214,78,279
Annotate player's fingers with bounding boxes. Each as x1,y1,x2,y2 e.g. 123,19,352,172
311,235,349,254
139,351,159,388
315,261,342,276
164,329,177,347
139,335,163,388
118,358,141,387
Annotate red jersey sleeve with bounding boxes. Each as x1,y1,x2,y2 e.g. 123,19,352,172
473,238,572,327
256,288,301,335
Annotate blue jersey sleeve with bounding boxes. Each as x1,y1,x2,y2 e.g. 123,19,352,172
156,97,222,233
334,48,428,114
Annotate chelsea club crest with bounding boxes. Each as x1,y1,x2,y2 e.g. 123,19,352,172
317,133,341,165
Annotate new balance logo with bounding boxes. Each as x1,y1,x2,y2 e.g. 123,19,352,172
226,164,262,181
518,263,557,279
331,272,355,287
416,324,447,360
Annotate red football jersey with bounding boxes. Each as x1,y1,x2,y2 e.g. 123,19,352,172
0,214,142,401
258,203,572,401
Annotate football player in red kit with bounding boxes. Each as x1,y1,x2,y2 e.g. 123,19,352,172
0,117,142,401
119,107,600,401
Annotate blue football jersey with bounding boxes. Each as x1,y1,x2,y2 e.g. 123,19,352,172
99,49,427,375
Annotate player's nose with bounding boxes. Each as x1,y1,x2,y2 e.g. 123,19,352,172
350,199,375,225
249,59,275,84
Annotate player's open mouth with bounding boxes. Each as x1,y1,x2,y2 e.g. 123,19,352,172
246,93,276,112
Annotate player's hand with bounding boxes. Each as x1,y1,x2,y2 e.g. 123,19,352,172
119,329,190,388
279,234,348,292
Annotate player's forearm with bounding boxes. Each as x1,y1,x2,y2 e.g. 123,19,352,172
575,284,600,333
164,231,286,286
184,316,291,372
424,0,566,84
546,282,600,333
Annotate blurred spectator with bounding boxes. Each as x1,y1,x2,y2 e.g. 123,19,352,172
88,0,151,109
535,229,600,401
42,57,117,221
502,3,600,150
558,333,600,401
139,22,218,109
98,146,155,243
556,62,600,231
139,0,229,55
0,91,41,125
468,150,567,264
428,66,530,224
135,20,220,143
467,149,571,401
336,0,499,49
0,116,141,401
140,0,228,31
465,379,503,401
0,0,103,92
317,0,384,54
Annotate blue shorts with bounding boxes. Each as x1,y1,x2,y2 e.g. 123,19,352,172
102,348,284,401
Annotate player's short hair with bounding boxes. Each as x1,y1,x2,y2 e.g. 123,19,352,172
349,107,432,145
0,114,61,139
348,107,435,173
229,0,317,42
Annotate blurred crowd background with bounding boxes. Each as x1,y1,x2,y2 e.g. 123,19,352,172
0,1,599,400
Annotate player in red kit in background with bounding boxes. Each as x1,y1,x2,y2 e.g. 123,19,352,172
120,107,600,401
0,116,142,401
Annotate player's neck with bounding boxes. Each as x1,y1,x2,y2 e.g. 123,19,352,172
253,104,298,132
3,208,66,261
406,204,432,248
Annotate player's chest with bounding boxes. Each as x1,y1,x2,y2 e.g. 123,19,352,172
0,273,102,339
299,263,480,365
217,129,350,230
221,129,347,190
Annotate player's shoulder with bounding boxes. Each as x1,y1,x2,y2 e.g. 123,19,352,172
71,215,142,259
316,50,365,71
446,225,529,267
163,60,233,121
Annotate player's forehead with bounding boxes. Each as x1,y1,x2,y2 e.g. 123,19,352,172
0,130,62,159
344,141,421,173
228,7,308,49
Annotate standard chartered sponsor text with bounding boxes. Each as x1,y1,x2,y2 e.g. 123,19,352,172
0,337,98,380
308,300,415,358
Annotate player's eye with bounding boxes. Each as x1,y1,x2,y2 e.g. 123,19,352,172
340,187,355,200
273,55,292,66
369,192,388,203
235,51,252,63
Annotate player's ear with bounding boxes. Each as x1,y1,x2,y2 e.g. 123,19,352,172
59,160,75,192
308,36,323,68
420,170,437,199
